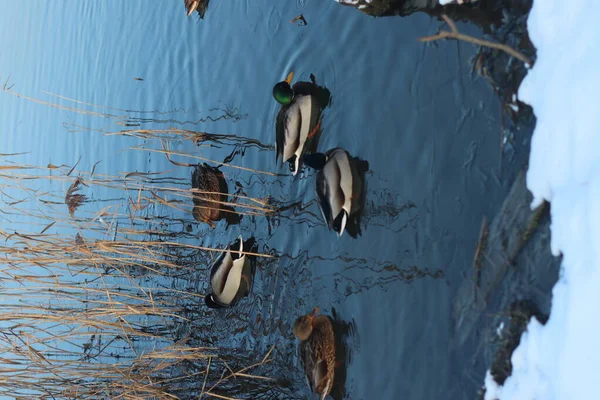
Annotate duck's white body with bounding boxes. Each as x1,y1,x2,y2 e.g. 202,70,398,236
281,95,314,175
276,79,323,176
315,148,361,237
208,236,252,307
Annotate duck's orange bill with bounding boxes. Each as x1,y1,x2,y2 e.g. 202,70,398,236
284,71,295,84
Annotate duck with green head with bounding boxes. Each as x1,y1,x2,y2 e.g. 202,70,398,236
293,307,336,400
184,0,209,18
205,236,254,309
273,72,330,175
303,148,364,237
191,163,242,229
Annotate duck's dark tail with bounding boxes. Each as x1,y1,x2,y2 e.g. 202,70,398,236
333,211,349,237
223,206,242,227
303,153,327,170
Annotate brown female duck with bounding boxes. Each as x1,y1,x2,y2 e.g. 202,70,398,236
191,163,241,228
293,307,336,399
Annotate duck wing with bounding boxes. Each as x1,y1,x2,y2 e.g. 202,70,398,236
293,83,323,136
298,340,317,392
312,316,336,397
230,235,244,260
292,95,313,162
282,102,301,163
316,171,334,229
185,0,209,18
298,319,335,397
313,360,329,395
198,0,209,18
330,149,353,215
210,251,233,295
275,95,314,170
185,0,199,16
319,155,346,227
275,106,289,164
275,103,300,164
218,255,245,305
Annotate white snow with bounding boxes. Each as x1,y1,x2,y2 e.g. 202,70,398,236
484,370,501,400
483,0,600,399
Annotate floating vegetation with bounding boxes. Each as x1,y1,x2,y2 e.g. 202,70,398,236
65,177,88,217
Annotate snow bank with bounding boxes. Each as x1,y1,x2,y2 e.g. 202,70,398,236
485,1,600,399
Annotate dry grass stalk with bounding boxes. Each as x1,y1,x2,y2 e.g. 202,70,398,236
2,87,122,120
0,124,286,398
159,140,282,177
2,161,276,219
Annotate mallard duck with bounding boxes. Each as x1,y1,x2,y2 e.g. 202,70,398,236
293,307,336,400
303,148,363,237
184,0,209,18
191,163,241,228
205,236,253,309
273,72,330,175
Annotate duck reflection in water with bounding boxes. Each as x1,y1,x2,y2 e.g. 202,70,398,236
273,72,331,176
191,163,242,229
303,149,369,238
184,0,209,18
205,236,257,309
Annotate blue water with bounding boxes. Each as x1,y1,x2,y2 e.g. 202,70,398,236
0,1,523,398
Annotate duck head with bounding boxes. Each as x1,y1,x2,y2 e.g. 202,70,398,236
293,306,320,341
204,293,226,309
273,72,295,105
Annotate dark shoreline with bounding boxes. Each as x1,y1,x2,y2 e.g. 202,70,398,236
337,0,559,397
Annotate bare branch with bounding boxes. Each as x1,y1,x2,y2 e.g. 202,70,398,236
420,15,532,66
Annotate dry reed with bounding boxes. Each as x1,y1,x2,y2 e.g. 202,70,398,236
0,165,283,399
0,85,295,398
